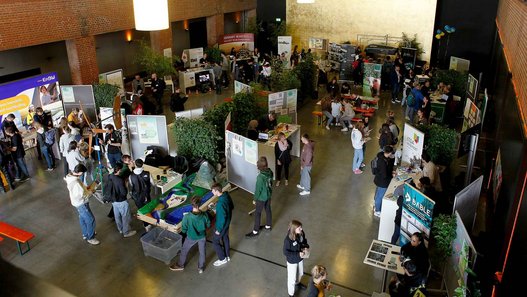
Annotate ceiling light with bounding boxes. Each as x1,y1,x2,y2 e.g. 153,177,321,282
133,0,169,31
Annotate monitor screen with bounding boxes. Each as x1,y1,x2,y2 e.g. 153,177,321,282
258,133,269,140
198,73,210,83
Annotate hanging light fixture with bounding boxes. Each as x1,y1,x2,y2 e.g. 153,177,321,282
297,0,315,3
133,0,169,31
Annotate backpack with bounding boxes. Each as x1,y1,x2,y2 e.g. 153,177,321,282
102,174,115,203
371,156,379,175
44,129,56,146
129,171,151,207
406,93,416,107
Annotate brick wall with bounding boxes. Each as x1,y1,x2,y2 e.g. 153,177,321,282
496,0,527,134
0,0,256,51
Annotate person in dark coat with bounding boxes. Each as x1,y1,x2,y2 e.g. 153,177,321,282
373,146,395,216
169,88,188,113
211,183,234,267
274,132,293,186
283,220,309,297
401,232,430,277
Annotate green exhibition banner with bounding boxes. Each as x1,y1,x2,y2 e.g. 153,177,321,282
363,63,382,97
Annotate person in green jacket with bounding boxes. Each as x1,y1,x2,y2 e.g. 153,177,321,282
211,183,234,267
170,196,211,274
246,156,273,238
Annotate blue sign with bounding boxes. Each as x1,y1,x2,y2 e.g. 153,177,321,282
399,183,435,246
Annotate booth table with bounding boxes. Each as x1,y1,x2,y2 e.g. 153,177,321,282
178,68,215,94
429,92,446,124
364,239,405,292
378,168,418,242
143,164,183,195
258,123,301,175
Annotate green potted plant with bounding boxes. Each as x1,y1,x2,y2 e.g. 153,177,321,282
432,69,468,96
293,54,318,101
418,124,458,166
135,41,178,77
93,83,120,110
172,118,219,164
205,46,222,64
399,32,424,60
431,214,457,291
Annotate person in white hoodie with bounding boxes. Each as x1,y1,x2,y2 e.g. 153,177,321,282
59,126,76,177
351,122,370,174
66,141,86,182
65,164,99,245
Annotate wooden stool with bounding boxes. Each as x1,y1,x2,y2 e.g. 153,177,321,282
312,111,324,125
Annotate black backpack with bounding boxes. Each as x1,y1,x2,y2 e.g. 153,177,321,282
129,171,151,207
102,174,115,203
371,156,379,175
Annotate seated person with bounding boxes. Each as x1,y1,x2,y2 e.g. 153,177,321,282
389,260,426,297
401,232,430,276
67,108,82,128
257,111,277,132
247,120,259,141
340,82,351,95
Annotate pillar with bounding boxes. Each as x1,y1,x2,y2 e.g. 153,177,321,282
150,25,173,54
66,36,99,85
206,14,224,46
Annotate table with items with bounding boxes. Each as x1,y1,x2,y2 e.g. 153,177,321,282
364,239,405,292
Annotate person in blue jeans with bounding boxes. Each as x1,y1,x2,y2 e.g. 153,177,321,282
373,146,395,217
351,122,370,174
106,163,136,238
406,85,424,122
5,127,30,182
65,164,99,245
104,124,122,169
35,123,56,171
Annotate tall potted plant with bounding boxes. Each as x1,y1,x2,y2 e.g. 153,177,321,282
93,83,119,110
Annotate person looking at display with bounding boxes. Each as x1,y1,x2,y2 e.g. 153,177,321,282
105,162,137,238
401,232,430,276
257,111,277,133
170,196,211,273
372,145,395,216
211,183,234,267
274,132,293,186
283,220,309,297
246,156,273,237
24,105,36,129
104,124,122,169
212,61,223,94
5,126,30,182
2,113,19,136
33,107,52,128
67,108,82,128
247,120,259,141
307,265,340,297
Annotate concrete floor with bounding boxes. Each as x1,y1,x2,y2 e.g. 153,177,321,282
0,85,406,297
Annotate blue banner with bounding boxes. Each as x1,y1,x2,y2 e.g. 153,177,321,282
399,183,435,246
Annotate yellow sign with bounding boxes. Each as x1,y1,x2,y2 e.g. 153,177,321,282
0,94,30,115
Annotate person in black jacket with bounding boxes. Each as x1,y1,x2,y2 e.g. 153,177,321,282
389,260,426,297
391,184,404,244
169,88,188,114
107,163,136,238
257,111,277,132
150,73,166,113
326,77,339,98
274,132,292,186
401,232,430,276
373,146,395,216
283,220,309,297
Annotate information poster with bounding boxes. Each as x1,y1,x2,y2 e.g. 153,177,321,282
308,37,327,50
399,183,435,246
449,56,470,73
401,123,425,166
466,74,478,100
244,139,257,165
61,86,75,103
234,80,252,94
278,36,292,69
461,98,481,133
219,33,255,58
363,63,382,97
181,48,204,68
232,137,243,156
138,117,159,144
268,89,297,124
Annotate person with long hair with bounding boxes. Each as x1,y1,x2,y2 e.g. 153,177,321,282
298,134,315,196
307,265,340,297
274,132,293,186
401,232,430,276
351,122,370,174
246,156,273,237
378,123,394,151
283,220,309,297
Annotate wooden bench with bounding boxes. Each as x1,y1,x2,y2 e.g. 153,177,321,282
0,222,35,255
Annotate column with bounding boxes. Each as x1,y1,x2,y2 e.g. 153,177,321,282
150,25,173,54
66,36,99,84
206,14,224,46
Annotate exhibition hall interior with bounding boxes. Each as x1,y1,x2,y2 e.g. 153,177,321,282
1,0,526,296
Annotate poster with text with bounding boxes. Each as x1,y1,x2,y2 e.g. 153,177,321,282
461,98,481,133
466,74,478,100
278,36,292,69
401,123,425,166
308,37,328,50
60,85,97,126
219,33,254,59
137,116,159,144
181,47,204,68
363,63,382,97
268,89,297,124
244,139,257,165
234,80,252,94
399,183,435,246
0,72,63,131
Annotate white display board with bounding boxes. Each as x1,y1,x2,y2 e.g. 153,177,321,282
226,130,259,194
268,89,297,124
127,115,169,159
449,56,470,73
453,175,483,233
98,69,124,95
181,48,204,68
401,123,425,166
234,80,252,94
278,36,292,69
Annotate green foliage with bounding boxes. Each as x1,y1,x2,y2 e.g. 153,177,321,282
231,92,266,135
173,118,219,164
293,54,317,100
417,124,458,165
92,83,119,110
433,69,468,96
270,56,301,92
267,22,286,50
432,214,457,260
203,101,234,140
135,41,177,77
205,46,222,64
247,16,261,36
399,32,424,59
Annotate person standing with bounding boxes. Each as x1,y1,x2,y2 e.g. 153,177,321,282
257,111,277,133
106,163,136,238
211,183,234,267
59,126,75,177
66,141,86,179
169,88,189,114
35,122,56,171
390,65,403,103
104,124,122,169
351,122,369,174
420,151,442,192
212,61,223,95
65,164,100,245
5,127,30,182
261,62,272,90
275,132,292,186
221,52,230,87
298,134,314,196
283,220,309,297
132,74,145,95
129,159,152,210
150,73,166,113
170,196,211,274
373,146,395,216
246,157,273,237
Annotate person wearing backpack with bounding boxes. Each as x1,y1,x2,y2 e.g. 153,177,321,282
246,156,273,238
128,159,153,210
105,163,136,238
372,146,395,217
65,164,99,245
59,126,76,177
35,122,56,171
405,84,424,122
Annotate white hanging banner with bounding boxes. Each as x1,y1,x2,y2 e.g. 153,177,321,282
278,36,292,69
401,123,425,166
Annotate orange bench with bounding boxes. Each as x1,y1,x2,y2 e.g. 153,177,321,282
0,222,35,255
312,111,326,126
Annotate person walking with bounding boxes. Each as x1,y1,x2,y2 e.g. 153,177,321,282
211,183,234,267
351,122,369,174
105,163,136,238
390,65,403,103
65,164,99,245
274,132,292,186
373,146,395,217
298,134,314,196
283,220,309,297
170,196,211,273
246,157,273,237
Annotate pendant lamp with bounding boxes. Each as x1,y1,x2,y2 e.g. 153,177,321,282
133,0,169,31
297,0,315,3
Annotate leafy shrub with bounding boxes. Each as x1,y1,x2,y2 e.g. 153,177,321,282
418,124,458,165
93,83,119,110
173,118,219,164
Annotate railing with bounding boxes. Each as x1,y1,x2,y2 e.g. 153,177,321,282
356,34,409,48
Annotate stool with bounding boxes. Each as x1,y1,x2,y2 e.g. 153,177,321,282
312,111,324,125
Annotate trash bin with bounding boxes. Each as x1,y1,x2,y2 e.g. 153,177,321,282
140,227,182,265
